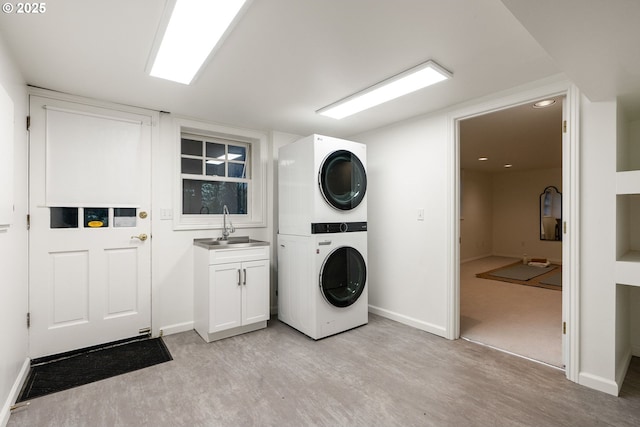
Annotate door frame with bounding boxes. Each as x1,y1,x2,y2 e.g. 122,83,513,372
27,87,161,352
447,80,580,383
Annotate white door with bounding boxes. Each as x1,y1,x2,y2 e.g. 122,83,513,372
28,94,154,358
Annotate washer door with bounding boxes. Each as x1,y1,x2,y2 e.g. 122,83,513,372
320,246,366,308
319,150,367,210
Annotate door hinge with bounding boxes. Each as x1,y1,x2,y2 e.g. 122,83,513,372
26,116,30,131
26,313,30,328
139,327,151,335
563,221,567,234
563,321,566,334
563,120,567,133
26,214,30,230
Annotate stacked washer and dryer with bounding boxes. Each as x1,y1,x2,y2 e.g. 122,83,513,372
277,134,368,340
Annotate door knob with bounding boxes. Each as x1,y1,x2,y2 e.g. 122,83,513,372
131,234,148,241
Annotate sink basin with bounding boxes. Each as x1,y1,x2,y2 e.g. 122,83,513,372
194,236,269,249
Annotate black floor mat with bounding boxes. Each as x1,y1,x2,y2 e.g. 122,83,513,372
17,337,172,402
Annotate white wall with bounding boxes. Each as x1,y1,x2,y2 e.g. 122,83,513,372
578,96,618,394
270,131,302,312
460,169,493,262
0,35,28,426
356,81,628,396
492,168,562,262
631,287,640,356
356,114,450,336
151,115,286,336
461,167,562,263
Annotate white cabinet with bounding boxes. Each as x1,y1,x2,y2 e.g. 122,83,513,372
194,244,270,342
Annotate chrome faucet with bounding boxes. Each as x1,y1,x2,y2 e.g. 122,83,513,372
221,204,235,240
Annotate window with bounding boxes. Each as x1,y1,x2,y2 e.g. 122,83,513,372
174,119,266,230
181,134,250,215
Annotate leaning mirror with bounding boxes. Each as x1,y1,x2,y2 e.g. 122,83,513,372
540,186,562,241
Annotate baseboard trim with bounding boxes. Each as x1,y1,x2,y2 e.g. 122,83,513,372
491,252,562,265
368,305,447,338
578,371,619,396
159,321,194,337
631,343,640,358
460,253,493,264
1,357,30,427
615,349,633,394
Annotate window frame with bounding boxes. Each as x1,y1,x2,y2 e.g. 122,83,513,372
173,118,267,230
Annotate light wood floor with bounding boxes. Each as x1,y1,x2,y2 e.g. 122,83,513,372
8,314,640,427
461,256,563,367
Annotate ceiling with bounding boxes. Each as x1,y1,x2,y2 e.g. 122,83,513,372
459,96,563,173
0,0,638,165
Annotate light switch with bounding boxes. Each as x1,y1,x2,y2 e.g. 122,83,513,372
417,208,425,221
160,209,173,220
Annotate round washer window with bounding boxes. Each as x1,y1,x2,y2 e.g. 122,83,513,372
320,246,366,308
319,150,367,210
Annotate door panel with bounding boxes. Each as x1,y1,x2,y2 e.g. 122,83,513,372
29,95,153,358
50,251,89,326
210,263,242,332
242,260,269,325
105,248,139,317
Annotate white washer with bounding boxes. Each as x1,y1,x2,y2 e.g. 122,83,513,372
277,229,368,340
279,134,367,236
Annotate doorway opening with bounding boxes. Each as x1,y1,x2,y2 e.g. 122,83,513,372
458,96,565,368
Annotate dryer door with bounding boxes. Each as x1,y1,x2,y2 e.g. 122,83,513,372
319,150,367,210
320,246,366,307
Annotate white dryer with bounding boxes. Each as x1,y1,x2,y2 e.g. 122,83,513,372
277,227,368,340
279,134,367,236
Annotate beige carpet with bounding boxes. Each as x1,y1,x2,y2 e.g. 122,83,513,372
461,256,563,368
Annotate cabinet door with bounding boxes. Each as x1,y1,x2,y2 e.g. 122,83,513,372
210,263,242,332
241,259,270,325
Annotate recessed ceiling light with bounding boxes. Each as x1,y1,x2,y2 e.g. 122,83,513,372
149,0,249,85
317,60,452,119
478,157,488,161
533,99,556,109
504,164,513,168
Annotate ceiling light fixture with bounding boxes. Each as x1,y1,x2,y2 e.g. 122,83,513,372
504,164,513,168
148,0,249,85
317,60,452,120
478,157,488,161
533,99,556,109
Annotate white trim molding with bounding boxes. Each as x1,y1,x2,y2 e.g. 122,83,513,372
171,116,268,231
1,357,30,427
369,305,447,337
579,372,620,396
159,321,194,337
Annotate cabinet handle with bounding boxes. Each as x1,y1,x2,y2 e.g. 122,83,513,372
243,268,247,285
237,269,241,286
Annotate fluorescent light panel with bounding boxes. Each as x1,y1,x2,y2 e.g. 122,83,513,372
150,0,247,85
206,153,242,165
317,60,452,119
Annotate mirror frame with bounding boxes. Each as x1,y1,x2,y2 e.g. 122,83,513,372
540,186,562,241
